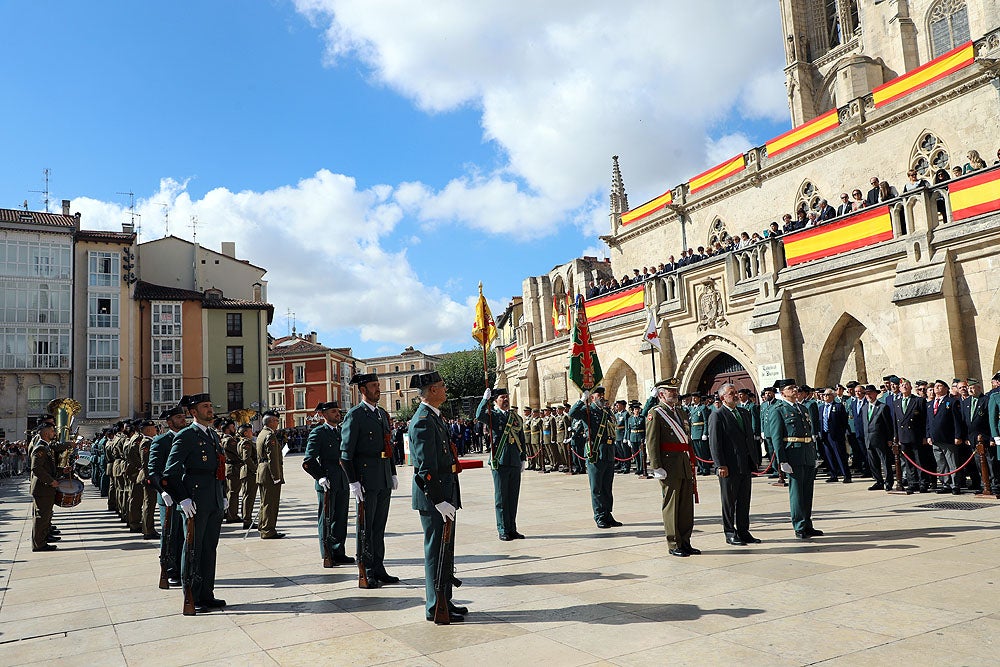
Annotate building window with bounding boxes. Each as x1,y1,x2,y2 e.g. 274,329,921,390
27,384,57,414
88,251,119,287
0,281,70,325
293,364,305,384
394,380,400,390
0,240,71,279
410,364,415,370
88,333,119,370
88,293,119,328
226,346,244,373
151,303,182,336
929,0,970,58
152,377,181,406
910,131,951,177
269,365,284,381
152,338,182,375
794,179,822,215
227,382,244,411
395,399,401,410
295,415,306,427
88,375,119,414
294,388,306,410
269,391,284,407
226,313,242,336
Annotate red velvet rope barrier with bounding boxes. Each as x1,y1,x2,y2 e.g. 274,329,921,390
899,448,977,477
613,448,644,462
751,453,776,477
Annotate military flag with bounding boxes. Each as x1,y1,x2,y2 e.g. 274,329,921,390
641,306,661,351
471,282,497,347
568,294,603,391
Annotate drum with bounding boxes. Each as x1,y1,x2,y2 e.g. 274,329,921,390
55,478,85,508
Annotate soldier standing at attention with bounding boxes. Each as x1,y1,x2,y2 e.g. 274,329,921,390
136,419,160,540
303,401,354,567
613,400,629,473
163,393,227,611
30,423,60,552
239,423,258,530
766,379,824,539
529,409,543,472
219,418,243,524
540,406,555,473
148,403,188,587
125,419,146,534
569,387,622,529
409,371,465,623
625,401,647,477
476,387,526,541
256,411,285,539
645,379,699,557
521,407,534,470
688,395,712,475
341,372,399,587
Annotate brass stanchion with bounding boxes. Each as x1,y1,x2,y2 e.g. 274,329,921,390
974,435,999,500
888,440,908,494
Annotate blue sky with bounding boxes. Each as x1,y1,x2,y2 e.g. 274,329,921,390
1,1,790,358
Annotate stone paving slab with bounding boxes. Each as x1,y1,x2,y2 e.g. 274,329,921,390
2,455,999,665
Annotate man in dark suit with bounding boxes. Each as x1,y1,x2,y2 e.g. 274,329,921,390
861,385,895,490
893,379,928,493
927,379,962,494
847,383,871,476
817,199,837,221
836,193,853,216
303,401,354,567
818,389,850,483
708,384,759,546
957,378,988,492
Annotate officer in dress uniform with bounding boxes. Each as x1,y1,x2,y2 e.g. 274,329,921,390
136,419,160,539
125,419,146,533
408,371,465,624
528,409,543,471
256,411,285,539
30,423,61,552
613,400,628,473
569,387,622,529
555,404,570,469
737,388,762,462
476,387,526,541
765,379,823,539
162,393,227,612
688,395,712,475
149,403,188,587
625,401,647,476
645,379,699,557
303,401,355,567
239,423,258,530
219,418,243,524
341,372,399,587
541,406,556,473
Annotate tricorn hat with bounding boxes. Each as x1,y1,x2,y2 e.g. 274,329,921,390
315,401,340,411
350,372,379,385
409,371,443,389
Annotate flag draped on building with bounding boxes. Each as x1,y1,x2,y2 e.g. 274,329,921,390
642,306,661,351
472,282,497,347
568,294,603,391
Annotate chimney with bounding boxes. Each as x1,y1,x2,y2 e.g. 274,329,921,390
62,199,71,216
308,331,317,343
221,241,236,258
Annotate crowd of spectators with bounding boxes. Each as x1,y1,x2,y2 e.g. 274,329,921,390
586,148,1000,300
0,441,28,479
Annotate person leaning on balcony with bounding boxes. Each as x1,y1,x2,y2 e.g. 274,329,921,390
850,188,866,211
964,150,987,173
902,168,930,192
836,193,853,216
817,198,837,221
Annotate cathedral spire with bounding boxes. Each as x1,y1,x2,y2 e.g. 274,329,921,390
610,155,628,219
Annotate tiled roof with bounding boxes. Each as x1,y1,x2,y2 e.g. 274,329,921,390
269,335,333,356
75,229,136,243
134,280,204,301
0,208,77,229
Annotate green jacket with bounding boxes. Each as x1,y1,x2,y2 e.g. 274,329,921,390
625,414,645,444
341,402,396,490
688,404,709,440
409,402,461,510
764,399,817,468
568,399,616,460
475,397,525,469
739,401,761,437
162,424,225,509
303,423,349,491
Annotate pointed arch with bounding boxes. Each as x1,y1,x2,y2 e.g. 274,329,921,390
675,333,757,395
602,358,639,403
814,312,888,386
794,178,822,214
909,130,951,179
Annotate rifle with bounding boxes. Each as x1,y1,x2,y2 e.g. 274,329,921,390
431,516,455,624
322,488,333,568
182,515,196,616
356,498,370,588
158,503,174,590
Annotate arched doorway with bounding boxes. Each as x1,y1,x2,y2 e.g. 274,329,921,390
603,358,640,403
697,353,755,397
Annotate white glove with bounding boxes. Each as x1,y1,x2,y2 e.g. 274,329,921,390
521,460,527,472
815,459,822,468
483,387,492,400
651,467,667,480
223,497,230,511
702,435,708,441
391,475,399,490
780,462,793,474
435,501,457,522
994,437,1000,446
582,390,591,401
161,491,174,507
349,481,364,502
178,498,196,519
318,477,331,491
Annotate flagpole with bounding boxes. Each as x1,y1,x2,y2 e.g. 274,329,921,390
650,342,657,383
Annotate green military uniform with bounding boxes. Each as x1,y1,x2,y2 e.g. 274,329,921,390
614,406,628,471
341,399,397,582
148,421,182,583
303,415,351,562
543,410,560,472
409,400,461,619
476,393,525,539
645,398,695,551
138,432,158,537
30,438,59,551
555,409,569,467
255,423,284,538
764,388,820,537
520,410,532,469
163,421,226,607
125,430,144,532
759,397,779,476
688,401,712,474
569,393,620,528
739,397,762,460
625,408,646,475
91,434,105,491
108,430,124,515
222,434,243,523
528,413,542,470
240,434,258,529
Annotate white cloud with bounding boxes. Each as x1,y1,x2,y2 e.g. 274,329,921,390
705,133,754,166
293,0,786,229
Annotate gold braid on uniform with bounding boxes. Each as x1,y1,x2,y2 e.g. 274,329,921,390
491,416,519,468
588,411,613,463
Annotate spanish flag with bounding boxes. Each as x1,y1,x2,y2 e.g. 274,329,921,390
873,41,974,108
783,206,894,266
949,168,1000,222
765,109,839,157
689,154,746,194
621,190,673,227
503,341,518,364
471,282,497,347
584,284,645,323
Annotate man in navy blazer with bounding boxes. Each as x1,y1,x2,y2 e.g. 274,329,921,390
892,379,928,493
708,384,760,546
861,385,895,490
848,384,871,476
957,378,988,492
818,389,851,483
926,379,962,494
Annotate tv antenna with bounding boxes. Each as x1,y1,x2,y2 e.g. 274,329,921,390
155,202,169,236
116,190,141,237
29,168,51,212
190,215,199,244
287,308,296,337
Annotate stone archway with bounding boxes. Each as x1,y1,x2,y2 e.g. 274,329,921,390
602,358,639,403
696,353,755,397
814,312,888,386
676,333,757,396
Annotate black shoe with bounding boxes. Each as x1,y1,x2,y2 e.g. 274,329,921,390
952,488,962,495
333,555,355,564
795,531,809,539
168,578,181,586
448,603,469,615
596,522,612,529
49,528,61,535
868,483,884,491
936,488,952,494
919,486,930,493
843,477,852,483
360,578,383,589
32,544,57,552
46,535,62,542
806,528,824,537
499,534,512,541
668,548,689,557
607,519,623,527
427,612,465,624
260,532,286,539
376,573,400,584
682,546,701,555
739,534,762,544
202,598,226,608
511,532,526,539
825,477,839,483
142,532,160,540
726,536,747,546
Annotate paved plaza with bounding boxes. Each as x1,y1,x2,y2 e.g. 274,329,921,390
2,455,1000,666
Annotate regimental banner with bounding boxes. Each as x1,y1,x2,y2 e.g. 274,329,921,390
689,154,746,194
584,284,645,323
765,109,839,157
783,205,894,266
872,41,974,108
621,190,673,227
551,292,571,334
948,167,1000,222
503,341,518,364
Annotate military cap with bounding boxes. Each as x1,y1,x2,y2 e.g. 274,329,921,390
36,422,56,432
967,378,981,385
563,403,571,409
217,418,235,429
350,372,379,385
316,400,340,411
992,372,1000,382
737,387,752,395
773,378,797,389
613,399,626,406
628,400,642,408
187,393,212,407
409,370,443,389
159,406,185,420
36,413,56,423
138,419,156,428
178,395,193,408
882,375,894,382
490,387,509,398
761,386,775,395
935,379,950,388
863,384,878,392
655,377,680,390
261,410,280,420
799,385,812,393
237,422,254,433
591,386,606,395
915,379,928,387
845,380,859,389
835,383,846,390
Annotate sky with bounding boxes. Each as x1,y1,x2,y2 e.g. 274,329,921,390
0,1,791,358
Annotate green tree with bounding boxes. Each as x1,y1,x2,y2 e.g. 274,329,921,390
436,348,497,417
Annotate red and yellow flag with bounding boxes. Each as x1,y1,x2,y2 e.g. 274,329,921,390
949,168,1000,222
471,282,497,347
503,341,518,364
783,206,894,266
584,284,645,323
621,190,673,227
766,109,839,157
689,154,746,194
873,41,974,108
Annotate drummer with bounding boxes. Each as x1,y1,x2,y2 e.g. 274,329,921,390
30,423,61,552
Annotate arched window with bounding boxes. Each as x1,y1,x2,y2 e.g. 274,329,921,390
910,131,951,178
794,180,822,213
928,0,970,58
708,218,728,248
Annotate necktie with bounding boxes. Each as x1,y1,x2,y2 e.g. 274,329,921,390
823,404,830,431
902,397,909,413
934,399,939,415
971,397,977,419
868,404,874,420
731,408,743,431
